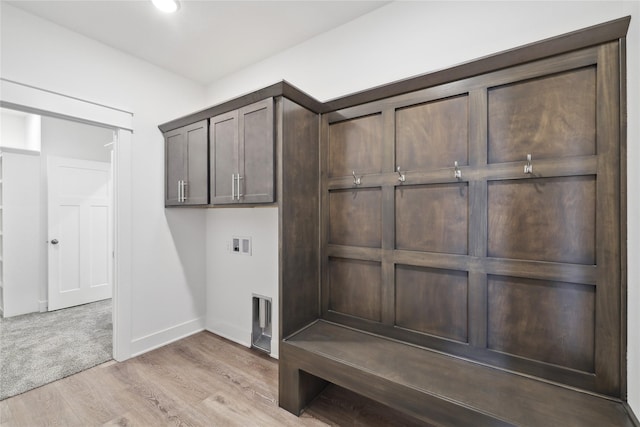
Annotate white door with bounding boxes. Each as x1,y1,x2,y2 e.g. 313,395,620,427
48,156,112,311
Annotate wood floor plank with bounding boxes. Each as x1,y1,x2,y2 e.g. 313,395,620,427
130,351,211,406
1,331,426,426
179,332,278,399
52,364,126,425
109,361,197,426
165,340,311,426
6,380,83,426
163,335,281,412
0,399,13,426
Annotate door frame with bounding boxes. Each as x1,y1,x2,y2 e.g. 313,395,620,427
1,77,133,361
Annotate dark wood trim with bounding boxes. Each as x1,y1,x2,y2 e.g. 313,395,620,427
325,45,599,126
619,36,629,401
319,115,331,317
594,40,622,395
322,16,630,112
277,97,321,338
158,81,324,133
280,81,325,115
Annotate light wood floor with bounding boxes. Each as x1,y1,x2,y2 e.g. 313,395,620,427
0,331,427,426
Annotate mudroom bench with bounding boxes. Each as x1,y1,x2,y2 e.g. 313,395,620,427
262,16,635,427
280,320,634,426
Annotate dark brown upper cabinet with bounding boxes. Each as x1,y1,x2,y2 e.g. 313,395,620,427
210,98,275,205
164,119,209,207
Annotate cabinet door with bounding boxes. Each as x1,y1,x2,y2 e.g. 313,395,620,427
210,110,238,204
165,128,186,206
238,98,274,204
183,120,208,205
165,120,208,207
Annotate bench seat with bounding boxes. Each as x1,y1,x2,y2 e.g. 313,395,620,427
280,320,634,426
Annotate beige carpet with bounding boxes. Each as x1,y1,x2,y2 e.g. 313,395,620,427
0,299,112,400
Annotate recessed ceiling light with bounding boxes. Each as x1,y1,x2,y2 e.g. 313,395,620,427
152,0,180,13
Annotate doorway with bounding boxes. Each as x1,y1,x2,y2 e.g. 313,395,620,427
0,110,115,314
0,109,117,399
0,77,134,362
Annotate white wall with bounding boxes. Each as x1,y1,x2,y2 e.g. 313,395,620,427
41,116,113,162
206,207,279,357
204,0,640,411
0,112,26,149
1,3,208,356
25,115,41,152
0,151,40,317
0,110,41,151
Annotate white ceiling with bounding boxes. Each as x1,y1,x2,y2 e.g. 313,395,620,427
6,0,390,85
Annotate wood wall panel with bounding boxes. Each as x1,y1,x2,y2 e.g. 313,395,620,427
488,67,596,164
487,176,596,265
395,183,468,254
487,275,595,373
328,114,383,178
329,188,381,248
328,258,381,322
278,98,320,338
396,95,469,171
395,265,468,342
317,40,622,396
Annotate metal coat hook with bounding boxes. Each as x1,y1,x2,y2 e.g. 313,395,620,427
352,170,362,186
524,154,533,174
396,166,406,183
454,161,462,180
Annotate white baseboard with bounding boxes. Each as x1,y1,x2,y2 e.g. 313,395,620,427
39,300,48,312
206,320,251,348
206,320,278,359
130,317,205,358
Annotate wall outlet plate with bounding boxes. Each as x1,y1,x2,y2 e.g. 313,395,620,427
231,236,251,255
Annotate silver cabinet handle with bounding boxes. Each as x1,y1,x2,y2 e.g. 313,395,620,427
178,179,186,203
231,173,236,200
177,179,187,203
237,174,243,199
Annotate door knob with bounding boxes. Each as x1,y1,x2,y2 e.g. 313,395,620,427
51,239,59,245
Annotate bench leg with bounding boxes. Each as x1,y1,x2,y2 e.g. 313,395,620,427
279,359,328,416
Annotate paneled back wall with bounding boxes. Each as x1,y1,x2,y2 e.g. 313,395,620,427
320,42,622,396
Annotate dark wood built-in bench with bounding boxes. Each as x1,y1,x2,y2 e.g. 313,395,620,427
281,321,635,426
278,16,635,427
159,14,635,426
